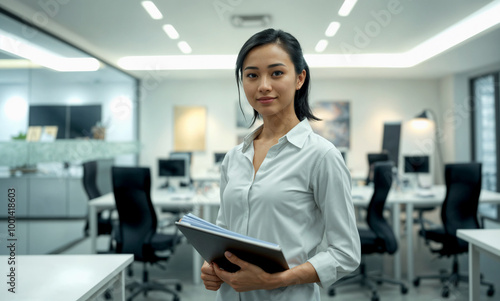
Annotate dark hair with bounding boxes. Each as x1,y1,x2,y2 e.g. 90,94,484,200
235,28,319,126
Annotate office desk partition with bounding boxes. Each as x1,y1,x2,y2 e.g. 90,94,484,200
457,229,500,301
0,254,133,301
352,185,500,283
88,189,220,284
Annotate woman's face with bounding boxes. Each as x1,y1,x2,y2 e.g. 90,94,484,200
242,43,305,120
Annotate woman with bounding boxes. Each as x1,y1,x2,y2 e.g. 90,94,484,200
201,28,361,300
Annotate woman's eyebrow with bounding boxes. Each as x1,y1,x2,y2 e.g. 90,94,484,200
244,63,286,71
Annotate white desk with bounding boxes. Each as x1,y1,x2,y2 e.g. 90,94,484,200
457,229,500,301
352,185,500,283
88,189,220,284
0,254,133,301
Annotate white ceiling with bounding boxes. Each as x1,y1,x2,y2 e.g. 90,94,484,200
1,0,500,80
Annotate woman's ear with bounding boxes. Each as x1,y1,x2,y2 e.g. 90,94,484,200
296,69,306,90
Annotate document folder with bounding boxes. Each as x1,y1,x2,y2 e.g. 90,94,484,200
175,214,289,273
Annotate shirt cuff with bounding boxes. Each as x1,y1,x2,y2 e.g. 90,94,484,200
307,253,338,288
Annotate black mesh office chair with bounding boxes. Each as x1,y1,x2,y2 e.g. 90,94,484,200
365,153,390,186
112,166,182,301
82,161,113,249
329,162,408,301
413,163,495,298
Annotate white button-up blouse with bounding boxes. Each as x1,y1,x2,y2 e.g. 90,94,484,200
215,119,361,301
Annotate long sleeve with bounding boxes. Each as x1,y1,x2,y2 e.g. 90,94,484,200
307,148,361,288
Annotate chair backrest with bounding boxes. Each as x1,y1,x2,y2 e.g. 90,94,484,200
366,153,390,185
441,163,482,251
366,161,398,254
112,166,158,261
82,160,101,200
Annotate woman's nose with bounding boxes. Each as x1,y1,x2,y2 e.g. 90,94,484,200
258,76,272,93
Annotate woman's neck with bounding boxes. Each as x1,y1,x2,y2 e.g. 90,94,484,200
257,115,300,141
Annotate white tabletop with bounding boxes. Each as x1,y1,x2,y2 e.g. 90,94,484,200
352,185,500,205
457,229,500,257
89,189,220,210
0,254,133,301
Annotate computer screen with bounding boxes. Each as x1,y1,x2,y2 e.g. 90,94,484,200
404,156,430,173
382,122,401,167
214,152,226,164
158,159,186,177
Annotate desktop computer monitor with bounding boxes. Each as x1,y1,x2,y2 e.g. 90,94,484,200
382,122,401,167
169,151,192,183
404,155,430,189
404,156,430,173
158,158,189,189
214,152,226,164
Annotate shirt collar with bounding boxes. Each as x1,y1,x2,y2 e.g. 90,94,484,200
242,119,313,152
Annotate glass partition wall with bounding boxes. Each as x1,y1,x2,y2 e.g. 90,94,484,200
0,11,139,255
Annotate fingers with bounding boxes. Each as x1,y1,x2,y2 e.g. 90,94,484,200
202,275,223,291
224,251,247,269
201,261,223,291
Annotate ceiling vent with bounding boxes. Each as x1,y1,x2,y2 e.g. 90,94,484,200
230,14,272,28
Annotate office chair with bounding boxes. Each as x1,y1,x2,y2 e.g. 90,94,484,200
112,166,182,301
365,153,390,186
413,163,495,298
82,160,114,251
329,162,408,301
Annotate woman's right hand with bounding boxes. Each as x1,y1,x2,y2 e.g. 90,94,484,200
201,261,224,291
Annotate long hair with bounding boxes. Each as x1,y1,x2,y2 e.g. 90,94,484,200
235,28,319,126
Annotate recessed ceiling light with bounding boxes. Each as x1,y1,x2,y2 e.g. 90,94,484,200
315,40,328,53
0,30,100,71
325,22,341,37
141,1,163,20
338,0,358,17
163,24,179,39
118,0,500,70
0,59,42,69
177,41,192,54
118,55,237,70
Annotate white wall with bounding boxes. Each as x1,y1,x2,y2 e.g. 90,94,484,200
139,76,442,186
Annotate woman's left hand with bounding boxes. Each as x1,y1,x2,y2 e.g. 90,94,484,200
212,251,282,292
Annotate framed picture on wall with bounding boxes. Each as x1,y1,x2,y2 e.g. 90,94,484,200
26,126,42,141
40,126,58,142
174,106,207,151
310,101,350,149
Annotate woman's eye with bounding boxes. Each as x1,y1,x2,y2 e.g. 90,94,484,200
272,70,284,76
246,73,257,78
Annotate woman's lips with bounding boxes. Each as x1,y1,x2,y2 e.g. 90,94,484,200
257,97,275,104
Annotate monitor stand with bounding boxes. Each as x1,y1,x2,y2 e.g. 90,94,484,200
160,180,170,189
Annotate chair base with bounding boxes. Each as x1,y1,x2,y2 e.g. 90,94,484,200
126,279,182,301
328,263,408,301
413,256,495,298
124,262,182,301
